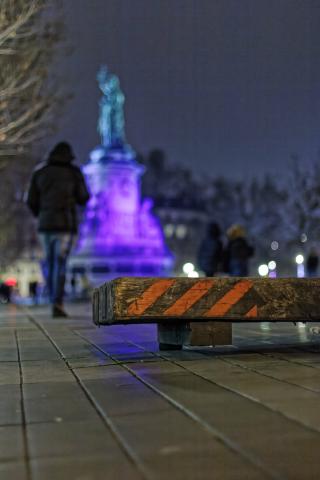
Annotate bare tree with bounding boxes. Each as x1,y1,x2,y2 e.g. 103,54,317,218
279,160,320,246
0,0,65,264
0,0,64,165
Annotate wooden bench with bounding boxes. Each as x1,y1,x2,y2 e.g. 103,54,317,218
92,277,320,346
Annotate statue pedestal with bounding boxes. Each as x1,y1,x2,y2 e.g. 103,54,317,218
70,146,173,285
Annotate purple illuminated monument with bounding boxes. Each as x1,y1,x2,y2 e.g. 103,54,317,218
70,66,173,282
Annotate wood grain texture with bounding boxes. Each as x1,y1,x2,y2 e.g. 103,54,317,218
190,322,232,346
93,277,320,325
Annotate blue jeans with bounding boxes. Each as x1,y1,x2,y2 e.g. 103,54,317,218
229,260,248,277
40,233,73,305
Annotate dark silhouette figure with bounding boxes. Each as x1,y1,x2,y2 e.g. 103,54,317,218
306,248,319,278
0,283,11,304
197,222,223,276
224,224,254,277
26,142,90,317
29,281,39,304
70,274,77,296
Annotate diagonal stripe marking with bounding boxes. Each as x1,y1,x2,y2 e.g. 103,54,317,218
164,279,214,316
204,279,253,317
245,305,258,318
127,279,175,316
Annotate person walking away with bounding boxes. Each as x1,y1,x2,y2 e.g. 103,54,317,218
26,142,90,317
0,282,11,304
197,222,223,277
70,274,77,297
224,224,254,276
80,272,91,299
306,248,319,278
29,280,39,305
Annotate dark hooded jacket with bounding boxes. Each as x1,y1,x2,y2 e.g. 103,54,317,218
197,223,223,276
26,143,90,233
224,237,254,276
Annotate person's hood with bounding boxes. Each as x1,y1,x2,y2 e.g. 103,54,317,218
47,142,75,164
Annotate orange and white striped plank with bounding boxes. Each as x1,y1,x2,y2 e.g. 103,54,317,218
93,277,320,325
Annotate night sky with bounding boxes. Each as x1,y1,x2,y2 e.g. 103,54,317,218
54,0,320,178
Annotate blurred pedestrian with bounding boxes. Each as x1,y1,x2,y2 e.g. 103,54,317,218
306,248,319,278
224,224,254,276
197,222,223,276
29,280,39,305
80,272,91,299
26,142,90,317
70,274,77,296
0,283,11,304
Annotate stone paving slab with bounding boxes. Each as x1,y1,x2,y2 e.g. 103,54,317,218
222,352,320,391
24,382,98,424
112,411,270,480
0,462,28,480
0,362,20,385
263,349,320,367
0,424,25,461
18,340,60,361
74,367,172,417
21,360,73,384
124,360,320,479
0,384,22,425
31,456,144,480
0,303,320,479
27,419,123,459
67,354,115,369
176,356,320,431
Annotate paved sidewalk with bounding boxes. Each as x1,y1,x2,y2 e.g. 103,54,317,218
1,303,320,479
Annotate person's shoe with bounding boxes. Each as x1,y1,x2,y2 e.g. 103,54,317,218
52,305,68,318
159,343,183,351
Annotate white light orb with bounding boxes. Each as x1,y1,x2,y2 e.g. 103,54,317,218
300,233,307,243
271,241,279,251
268,261,276,271
295,254,304,265
258,264,269,277
182,262,195,274
188,270,199,278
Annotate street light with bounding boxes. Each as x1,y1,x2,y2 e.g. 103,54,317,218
258,264,269,277
188,271,199,278
182,262,194,275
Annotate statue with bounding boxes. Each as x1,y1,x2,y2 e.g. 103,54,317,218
71,65,174,282
97,65,126,149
